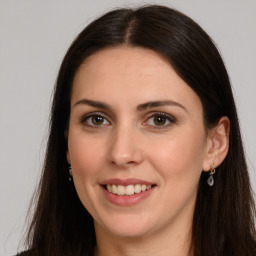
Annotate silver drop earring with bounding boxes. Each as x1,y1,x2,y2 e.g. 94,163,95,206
207,166,215,186
68,166,72,181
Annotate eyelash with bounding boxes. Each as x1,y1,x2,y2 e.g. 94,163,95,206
80,112,110,128
144,112,176,129
80,112,176,129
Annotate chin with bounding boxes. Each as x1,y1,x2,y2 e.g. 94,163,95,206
95,213,156,238
106,226,153,239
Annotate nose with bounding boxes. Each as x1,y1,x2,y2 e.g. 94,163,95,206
107,124,144,168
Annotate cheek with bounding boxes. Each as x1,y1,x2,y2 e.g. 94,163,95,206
68,133,107,181
147,133,207,217
67,134,107,214
148,130,207,183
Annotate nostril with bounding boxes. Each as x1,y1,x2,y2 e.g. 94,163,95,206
127,161,136,165
110,160,136,167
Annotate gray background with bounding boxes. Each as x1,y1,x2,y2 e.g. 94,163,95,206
1,0,255,255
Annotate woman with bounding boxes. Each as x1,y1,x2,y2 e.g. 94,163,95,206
18,5,256,256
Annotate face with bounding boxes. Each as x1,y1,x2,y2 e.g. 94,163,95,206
67,46,211,240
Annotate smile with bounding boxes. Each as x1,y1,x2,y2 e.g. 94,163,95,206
105,184,153,196
101,178,156,206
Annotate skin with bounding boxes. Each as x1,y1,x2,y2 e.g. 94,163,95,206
67,46,229,256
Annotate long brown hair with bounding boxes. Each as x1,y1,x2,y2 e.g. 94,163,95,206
25,5,256,256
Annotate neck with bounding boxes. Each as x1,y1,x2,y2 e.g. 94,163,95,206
94,216,193,256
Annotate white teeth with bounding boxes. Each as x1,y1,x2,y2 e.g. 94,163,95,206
106,184,153,196
112,185,118,194
106,184,112,192
117,185,125,195
134,184,142,194
126,185,135,195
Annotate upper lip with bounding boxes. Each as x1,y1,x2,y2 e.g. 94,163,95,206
101,178,155,186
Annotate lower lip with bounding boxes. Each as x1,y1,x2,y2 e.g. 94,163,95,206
101,186,155,206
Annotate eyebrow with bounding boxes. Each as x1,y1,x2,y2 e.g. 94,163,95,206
74,99,187,112
136,100,188,112
74,99,112,110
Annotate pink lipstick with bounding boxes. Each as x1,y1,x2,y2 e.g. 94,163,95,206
101,178,156,206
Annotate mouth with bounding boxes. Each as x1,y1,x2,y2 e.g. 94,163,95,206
103,184,156,196
100,178,157,206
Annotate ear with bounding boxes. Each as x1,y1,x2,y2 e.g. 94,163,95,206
202,117,230,171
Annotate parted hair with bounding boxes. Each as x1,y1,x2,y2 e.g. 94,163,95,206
25,5,256,256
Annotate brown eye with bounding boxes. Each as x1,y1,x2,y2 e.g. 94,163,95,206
144,113,175,128
153,116,167,126
82,114,110,127
91,116,104,125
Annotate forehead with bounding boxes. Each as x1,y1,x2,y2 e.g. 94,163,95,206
77,46,170,74
71,46,202,112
